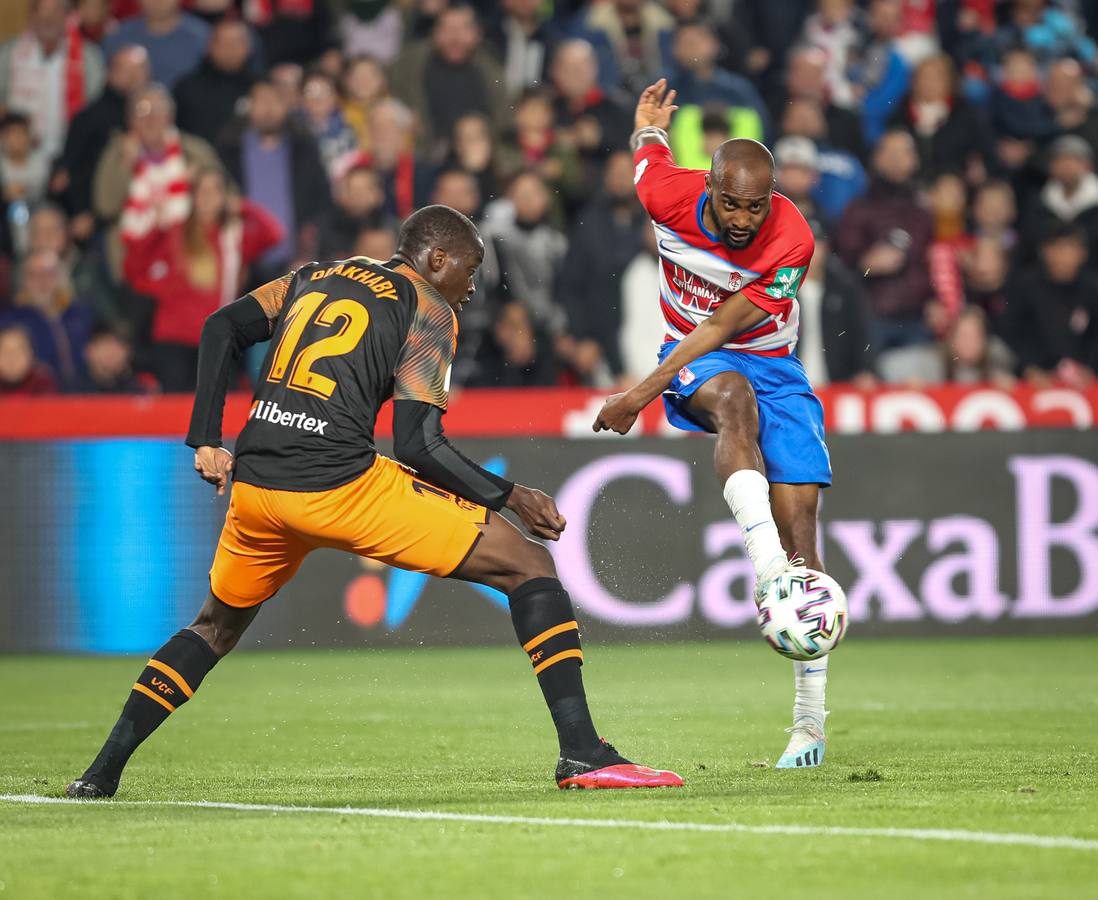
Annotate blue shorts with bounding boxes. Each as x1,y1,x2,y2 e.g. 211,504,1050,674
659,341,832,486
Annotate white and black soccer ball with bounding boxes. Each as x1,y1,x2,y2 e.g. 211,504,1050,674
756,570,848,661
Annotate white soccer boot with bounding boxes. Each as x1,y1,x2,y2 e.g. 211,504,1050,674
753,555,809,606
775,717,826,769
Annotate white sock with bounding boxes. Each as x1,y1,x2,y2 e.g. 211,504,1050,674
792,655,828,732
723,470,785,578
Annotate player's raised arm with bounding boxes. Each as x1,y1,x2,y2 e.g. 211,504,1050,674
593,292,770,435
631,79,678,150
185,272,293,492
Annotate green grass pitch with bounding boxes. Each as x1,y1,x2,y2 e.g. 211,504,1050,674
1,636,1096,899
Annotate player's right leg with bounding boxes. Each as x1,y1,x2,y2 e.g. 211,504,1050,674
684,372,804,595
452,511,683,789
322,456,681,789
67,482,305,798
65,592,260,798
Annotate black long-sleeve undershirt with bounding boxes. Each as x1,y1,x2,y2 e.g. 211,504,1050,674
392,399,514,511
185,296,270,449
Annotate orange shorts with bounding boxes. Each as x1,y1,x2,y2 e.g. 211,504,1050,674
209,455,489,608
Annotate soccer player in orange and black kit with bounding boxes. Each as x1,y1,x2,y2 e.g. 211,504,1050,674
66,206,682,796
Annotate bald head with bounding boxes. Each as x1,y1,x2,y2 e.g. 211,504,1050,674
712,139,775,182
705,139,776,250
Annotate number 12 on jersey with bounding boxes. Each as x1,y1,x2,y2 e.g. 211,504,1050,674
266,291,370,400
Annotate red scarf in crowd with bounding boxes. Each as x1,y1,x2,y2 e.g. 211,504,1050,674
7,17,88,128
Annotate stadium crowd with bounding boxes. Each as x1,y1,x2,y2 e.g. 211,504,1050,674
0,0,1097,396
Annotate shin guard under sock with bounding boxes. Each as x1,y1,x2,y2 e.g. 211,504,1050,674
508,577,600,751
81,629,219,787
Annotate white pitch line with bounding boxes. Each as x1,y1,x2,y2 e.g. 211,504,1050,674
2,794,1096,852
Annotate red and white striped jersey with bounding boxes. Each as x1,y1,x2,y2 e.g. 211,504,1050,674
633,142,815,356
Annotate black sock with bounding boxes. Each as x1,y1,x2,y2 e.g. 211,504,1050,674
508,577,600,752
81,629,219,788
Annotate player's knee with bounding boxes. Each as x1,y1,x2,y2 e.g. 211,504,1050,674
189,595,251,657
501,541,557,593
708,373,757,428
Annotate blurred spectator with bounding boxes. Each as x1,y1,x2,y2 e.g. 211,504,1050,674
0,324,57,395
835,128,934,350
53,45,150,235
986,0,1097,72
990,47,1056,143
772,44,866,161
890,53,990,181
0,113,50,207
481,170,569,338
1043,58,1098,158
0,0,106,160
388,4,509,152
431,169,482,221
242,0,335,68
340,55,388,153
721,0,813,91
352,225,396,261
926,172,971,325
269,61,304,112
800,0,862,112
73,327,148,393
558,149,647,380
780,99,867,224
1002,223,1098,386
0,248,94,388
579,0,675,96
219,78,331,279
549,40,632,194
122,168,283,391
774,136,821,222
962,236,1010,324
362,98,436,220
338,0,403,64
25,203,118,332
877,306,1015,386
500,91,582,208
668,20,770,167
174,17,255,147
797,224,876,388
300,70,358,180
102,0,210,90
1026,135,1098,260
847,0,912,146
485,0,563,98
971,178,1019,250
619,225,664,384
443,113,502,207
471,301,559,388
317,164,392,259
76,0,117,43
94,83,221,279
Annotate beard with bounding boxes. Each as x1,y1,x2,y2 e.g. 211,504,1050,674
708,194,758,250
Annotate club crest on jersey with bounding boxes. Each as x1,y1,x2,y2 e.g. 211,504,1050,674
728,271,743,292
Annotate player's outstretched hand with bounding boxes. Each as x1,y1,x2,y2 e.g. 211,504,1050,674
194,446,234,496
507,484,567,541
635,78,678,131
593,392,643,436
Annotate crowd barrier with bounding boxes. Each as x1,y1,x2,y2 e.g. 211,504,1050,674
1,385,1095,653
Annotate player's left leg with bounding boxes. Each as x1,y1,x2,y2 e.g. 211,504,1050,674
771,483,829,769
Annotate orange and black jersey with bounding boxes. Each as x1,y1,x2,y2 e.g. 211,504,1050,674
186,257,508,499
